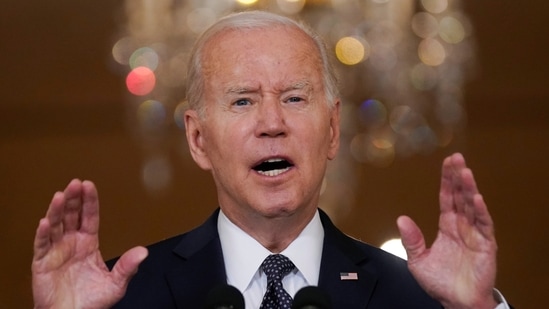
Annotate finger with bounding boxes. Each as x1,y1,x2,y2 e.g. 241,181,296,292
472,194,495,241
45,191,66,243
34,185,72,260
111,246,148,290
459,164,480,196
80,180,100,234
457,168,479,223
397,216,426,262
439,155,455,213
450,153,468,215
33,218,52,261
62,179,85,231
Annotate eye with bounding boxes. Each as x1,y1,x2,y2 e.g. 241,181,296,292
233,98,251,106
287,96,304,103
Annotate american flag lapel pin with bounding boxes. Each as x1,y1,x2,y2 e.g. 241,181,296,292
340,272,358,280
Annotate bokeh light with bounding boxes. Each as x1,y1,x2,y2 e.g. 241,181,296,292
335,36,368,65
421,0,448,14
380,238,407,260
126,66,156,96
277,0,306,14
411,12,438,39
439,16,466,44
408,125,438,154
359,99,387,128
137,99,166,129
410,63,438,91
350,133,395,167
389,106,421,135
236,0,258,5
129,47,159,70
418,38,446,66
112,36,137,65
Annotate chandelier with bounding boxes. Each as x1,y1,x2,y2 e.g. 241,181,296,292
111,0,475,217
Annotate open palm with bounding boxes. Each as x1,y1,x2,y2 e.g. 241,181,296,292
32,179,147,309
398,153,498,309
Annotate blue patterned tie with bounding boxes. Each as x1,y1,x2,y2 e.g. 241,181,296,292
259,254,295,309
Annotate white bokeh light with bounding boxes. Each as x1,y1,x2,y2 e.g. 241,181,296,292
380,238,408,260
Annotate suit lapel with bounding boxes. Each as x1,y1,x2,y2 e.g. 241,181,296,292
165,209,228,309
161,208,379,308
318,210,378,308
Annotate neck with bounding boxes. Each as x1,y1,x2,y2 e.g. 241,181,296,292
222,206,317,253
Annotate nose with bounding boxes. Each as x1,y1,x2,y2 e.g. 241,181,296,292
255,98,287,138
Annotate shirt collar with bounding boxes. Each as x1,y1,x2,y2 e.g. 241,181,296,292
218,209,324,292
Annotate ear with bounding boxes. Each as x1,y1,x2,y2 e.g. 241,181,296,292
327,99,341,160
184,109,212,171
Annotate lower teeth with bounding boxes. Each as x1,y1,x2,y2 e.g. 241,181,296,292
257,167,290,177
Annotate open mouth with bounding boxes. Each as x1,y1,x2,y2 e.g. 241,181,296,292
252,158,294,177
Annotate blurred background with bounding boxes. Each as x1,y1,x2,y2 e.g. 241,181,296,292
1,0,548,307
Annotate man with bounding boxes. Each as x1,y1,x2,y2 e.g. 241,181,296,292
32,11,510,309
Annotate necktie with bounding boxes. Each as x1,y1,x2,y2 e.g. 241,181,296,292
260,254,295,309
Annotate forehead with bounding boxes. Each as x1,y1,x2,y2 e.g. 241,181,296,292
201,26,323,89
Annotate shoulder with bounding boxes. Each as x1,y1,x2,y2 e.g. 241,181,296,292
106,209,220,270
107,210,223,308
319,209,441,308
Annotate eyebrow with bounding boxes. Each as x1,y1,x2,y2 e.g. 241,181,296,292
225,86,257,95
225,80,311,95
282,80,311,92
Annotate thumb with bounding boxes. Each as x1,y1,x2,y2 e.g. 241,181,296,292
111,246,148,288
397,216,426,262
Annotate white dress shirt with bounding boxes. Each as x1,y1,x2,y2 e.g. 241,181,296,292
217,209,509,309
218,209,324,309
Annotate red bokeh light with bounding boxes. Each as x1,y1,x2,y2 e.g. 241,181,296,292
126,66,156,96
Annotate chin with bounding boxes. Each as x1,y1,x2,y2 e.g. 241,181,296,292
254,202,297,218
255,199,315,220
243,190,318,218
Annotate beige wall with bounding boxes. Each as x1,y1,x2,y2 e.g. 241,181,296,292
1,1,548,307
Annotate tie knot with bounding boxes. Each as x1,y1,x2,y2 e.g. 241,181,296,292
261,254,295,281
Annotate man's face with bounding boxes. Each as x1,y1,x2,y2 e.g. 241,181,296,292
185,26,340,221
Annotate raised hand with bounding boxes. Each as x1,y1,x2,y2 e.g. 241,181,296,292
397,153,498,309
32,179,148,309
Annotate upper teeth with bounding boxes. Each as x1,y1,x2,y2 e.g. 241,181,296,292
256,158,290,177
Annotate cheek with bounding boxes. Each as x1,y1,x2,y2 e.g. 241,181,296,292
204,121,247,161
307,118,334,150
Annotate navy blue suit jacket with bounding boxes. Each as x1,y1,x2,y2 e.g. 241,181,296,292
109,209,441,308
